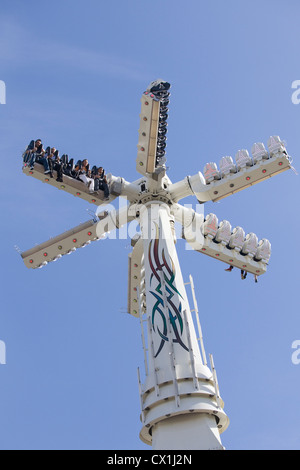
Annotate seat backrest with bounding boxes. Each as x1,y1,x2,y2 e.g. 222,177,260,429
27,140,35,150
203,162,220,183
61,154,69,165
228,226,245,250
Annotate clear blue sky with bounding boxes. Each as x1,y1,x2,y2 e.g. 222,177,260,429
0,0,300,450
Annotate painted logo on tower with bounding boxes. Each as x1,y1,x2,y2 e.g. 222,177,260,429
148,223,189,357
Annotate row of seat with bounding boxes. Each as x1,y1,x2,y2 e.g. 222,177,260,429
203,136,288,183
202,213,271,263
22,140,109,196
145,79,171,168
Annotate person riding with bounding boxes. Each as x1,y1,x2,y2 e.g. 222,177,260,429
93,167,109,200
75,159,94,192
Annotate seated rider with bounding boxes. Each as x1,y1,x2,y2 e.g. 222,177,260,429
25,139,45,169
47,148,63,182
75,159,94,192
24,142,109,197
26,139,51,175
93,167,109,200
53,150,63,183
23,140,35,164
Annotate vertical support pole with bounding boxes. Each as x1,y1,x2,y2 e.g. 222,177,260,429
147,316,160,397
137,286,148,376
189,274,207,366
209,354,221,408
137,367,145,424
138,202,228,449
183,309,199,390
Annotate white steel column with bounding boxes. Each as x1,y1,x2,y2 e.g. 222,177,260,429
138,201,229,450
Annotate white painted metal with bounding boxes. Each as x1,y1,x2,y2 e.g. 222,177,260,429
22,162,120,206
137,286,148,376
171,204,269,277
22,205,132,269
151,414,224,450
137,201,228,449
187,274,207,366
167,148,291,204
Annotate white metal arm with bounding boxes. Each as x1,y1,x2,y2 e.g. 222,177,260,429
168,140,292,203
171,203,271,277
21,206,133,269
